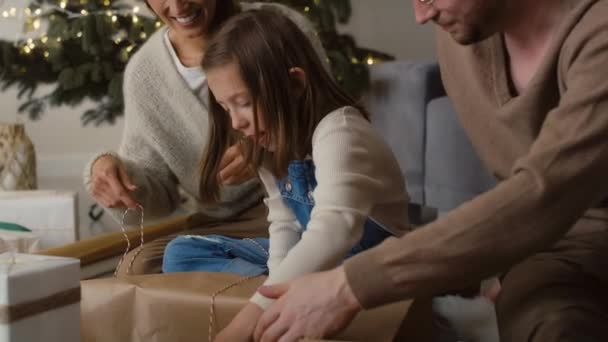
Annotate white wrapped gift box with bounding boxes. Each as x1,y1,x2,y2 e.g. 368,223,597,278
0,191,78,249
0,253,80,342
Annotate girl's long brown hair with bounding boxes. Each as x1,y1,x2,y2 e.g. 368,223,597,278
200,9,369,202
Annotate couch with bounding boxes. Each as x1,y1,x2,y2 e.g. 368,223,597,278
366,61,496,218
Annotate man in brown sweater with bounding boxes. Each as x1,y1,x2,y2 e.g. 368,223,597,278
252,0,608,341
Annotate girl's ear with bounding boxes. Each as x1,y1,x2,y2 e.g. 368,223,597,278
288,67,307,98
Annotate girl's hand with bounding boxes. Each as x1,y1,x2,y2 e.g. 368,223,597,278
214,302,263,342
218,144,256,185
90,155,139,209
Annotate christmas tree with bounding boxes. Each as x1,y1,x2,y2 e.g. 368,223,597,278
0,0,393,125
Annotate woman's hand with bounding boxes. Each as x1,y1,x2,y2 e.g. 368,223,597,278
214,302,264,342
218,144,256,186
90,155,139,209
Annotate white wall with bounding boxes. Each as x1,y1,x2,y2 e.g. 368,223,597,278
339,0,435,61
0,0,435,171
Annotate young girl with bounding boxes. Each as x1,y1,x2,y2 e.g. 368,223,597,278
162,8,410,340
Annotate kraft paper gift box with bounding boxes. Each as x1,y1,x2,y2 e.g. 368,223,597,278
0,253,80,342
81,272,419,342
0,191,78,249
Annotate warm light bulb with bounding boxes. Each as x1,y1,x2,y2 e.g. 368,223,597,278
81,9,88,15
41,36,48,43
77,31,83,38
367,57,375,65
1,11,8,18
9,8,16,16
44,51,50,58
111,15,117,22
133,6,140,13
33,19,41,29
35,8,42,15
59,1,67,9
132,15,139,23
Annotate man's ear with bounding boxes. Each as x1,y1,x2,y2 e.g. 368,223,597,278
288,67,307,97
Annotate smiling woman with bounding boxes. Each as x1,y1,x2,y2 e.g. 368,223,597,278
143,0,237,66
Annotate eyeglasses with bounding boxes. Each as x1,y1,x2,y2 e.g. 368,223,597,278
418,0,435,5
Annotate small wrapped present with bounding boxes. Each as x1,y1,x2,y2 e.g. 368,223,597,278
0,191,78,248
81,272,419,342
0,253,80,342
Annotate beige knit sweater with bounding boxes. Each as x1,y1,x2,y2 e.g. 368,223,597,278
83,2,329,222
344,0,608,308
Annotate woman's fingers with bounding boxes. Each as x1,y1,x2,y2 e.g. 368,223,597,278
91,155,138,209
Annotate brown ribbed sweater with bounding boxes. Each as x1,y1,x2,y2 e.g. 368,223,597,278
344,0,608,308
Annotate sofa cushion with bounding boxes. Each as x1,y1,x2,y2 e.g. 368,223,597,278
425,97,496,212
366,61,443,205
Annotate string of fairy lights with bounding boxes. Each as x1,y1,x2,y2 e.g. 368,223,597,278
0,0,377,64
0,0,161,58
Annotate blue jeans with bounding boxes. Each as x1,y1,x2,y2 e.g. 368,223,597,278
163,159,393,275
162,235,270,275
162,222,390,274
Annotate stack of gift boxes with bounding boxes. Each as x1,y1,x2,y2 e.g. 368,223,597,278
0,191,81,341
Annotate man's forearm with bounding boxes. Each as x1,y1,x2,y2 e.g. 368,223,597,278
343,171,595,308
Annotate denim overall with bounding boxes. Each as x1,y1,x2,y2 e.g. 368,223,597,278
162,160,392,275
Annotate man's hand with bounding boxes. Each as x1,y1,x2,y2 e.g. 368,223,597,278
90,155,139,209
253,267,361,342
215,302,264,342
218,144,256,185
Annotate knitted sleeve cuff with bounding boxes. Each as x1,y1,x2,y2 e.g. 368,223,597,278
250,291,274,310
